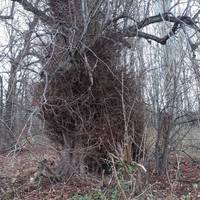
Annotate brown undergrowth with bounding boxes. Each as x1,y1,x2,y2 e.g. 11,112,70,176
0,146,200,199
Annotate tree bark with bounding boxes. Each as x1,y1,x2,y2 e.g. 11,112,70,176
3,63,17,148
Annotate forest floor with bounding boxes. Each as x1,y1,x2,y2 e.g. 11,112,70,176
0,144,200,199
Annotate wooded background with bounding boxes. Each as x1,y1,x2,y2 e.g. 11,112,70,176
0,0,200,177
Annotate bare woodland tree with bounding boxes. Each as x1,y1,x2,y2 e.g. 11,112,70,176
0,1,41,150
0,0,200,175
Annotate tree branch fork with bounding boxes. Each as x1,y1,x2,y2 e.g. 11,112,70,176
2,1,200,46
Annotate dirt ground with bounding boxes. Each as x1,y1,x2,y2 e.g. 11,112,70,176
0,145,94,200
1,143,200,199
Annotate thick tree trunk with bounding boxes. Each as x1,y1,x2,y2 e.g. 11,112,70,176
155,111,172,174
0,76,3,119
3,64,17,149
0,76,3,148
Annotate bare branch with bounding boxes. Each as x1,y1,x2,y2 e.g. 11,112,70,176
193,10,200,21
11,0,52,24
120,12,200,45
0,2,15,20
9,1,200,46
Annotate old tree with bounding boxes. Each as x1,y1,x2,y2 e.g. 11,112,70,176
0,0,200,176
